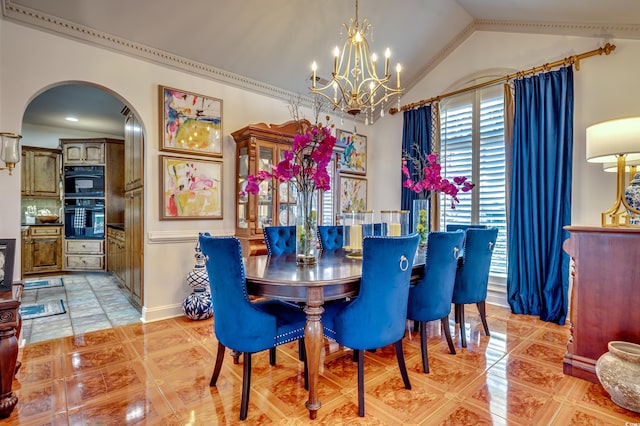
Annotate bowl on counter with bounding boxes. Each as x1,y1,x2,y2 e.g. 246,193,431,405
36,215,59,223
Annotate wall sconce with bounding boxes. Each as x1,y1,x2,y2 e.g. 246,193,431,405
0,132,22,176
586,117,640,226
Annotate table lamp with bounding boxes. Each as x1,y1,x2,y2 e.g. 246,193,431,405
586,117,640,226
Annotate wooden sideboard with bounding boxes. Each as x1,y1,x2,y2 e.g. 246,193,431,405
562,226,640,383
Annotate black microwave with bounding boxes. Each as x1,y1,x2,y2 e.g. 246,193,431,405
64,166,105,198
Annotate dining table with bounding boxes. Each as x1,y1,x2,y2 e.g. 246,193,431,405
243,248,425,420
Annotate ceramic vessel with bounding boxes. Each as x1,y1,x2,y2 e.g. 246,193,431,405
182,288,213,320
596,341,640,413
625,172,640,224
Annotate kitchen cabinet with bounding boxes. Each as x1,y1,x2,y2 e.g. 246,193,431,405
232,120,338,256
107,226,126,285
61,140,106,165
64,239,105,271
125,187,143,308
22,225,63,275
123,110,144,191
21,147,61,197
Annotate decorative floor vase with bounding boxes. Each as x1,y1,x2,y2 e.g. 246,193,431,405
296,190,318,265
596,341,640,413
412,198,429,247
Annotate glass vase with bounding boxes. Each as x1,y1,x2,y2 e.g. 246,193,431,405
412,198,429,247
296,190,319,265
343,211,373,258
381,210,410,236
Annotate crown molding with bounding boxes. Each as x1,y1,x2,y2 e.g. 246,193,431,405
474,19,640,40
1,0,314,106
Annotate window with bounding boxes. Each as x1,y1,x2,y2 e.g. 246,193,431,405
439,85,507,281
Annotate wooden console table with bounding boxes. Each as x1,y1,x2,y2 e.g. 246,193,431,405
0,283,22,418
562,226,640,383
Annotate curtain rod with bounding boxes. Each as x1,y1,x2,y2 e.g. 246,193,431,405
389,43,616,115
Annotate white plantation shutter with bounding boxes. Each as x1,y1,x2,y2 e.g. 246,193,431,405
439,86,508,292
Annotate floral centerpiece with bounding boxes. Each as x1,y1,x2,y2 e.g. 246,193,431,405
402,146,474,245
242,101,336,264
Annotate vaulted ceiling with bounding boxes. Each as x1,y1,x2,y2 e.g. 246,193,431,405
4,0,640,135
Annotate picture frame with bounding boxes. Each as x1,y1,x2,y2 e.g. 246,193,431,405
161,155,223,220
159,85,223,157
0,239,16,292
339,175,367,213
336,129,367,175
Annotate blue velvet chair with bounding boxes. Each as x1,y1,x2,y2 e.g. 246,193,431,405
323,234,420,417
407,230,465,373
452,227,498,348
263,225,296,255
199,235,307,421
445,224,487,232
317,225,343,250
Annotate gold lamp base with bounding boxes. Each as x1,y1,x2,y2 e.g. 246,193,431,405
601,156,640,227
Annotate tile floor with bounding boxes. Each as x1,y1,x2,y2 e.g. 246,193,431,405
19,273,141,345
7,303,640,424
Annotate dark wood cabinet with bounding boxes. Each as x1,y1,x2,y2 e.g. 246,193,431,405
562,226,640,383
124,111,144,192
125,187,143,308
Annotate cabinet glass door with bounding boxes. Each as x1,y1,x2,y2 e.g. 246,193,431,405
257,146,274,229
237,147,249,229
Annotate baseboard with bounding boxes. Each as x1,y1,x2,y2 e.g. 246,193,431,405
141,303,184,323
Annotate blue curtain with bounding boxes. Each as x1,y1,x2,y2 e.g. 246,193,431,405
402,105,432,229
507,66,573,325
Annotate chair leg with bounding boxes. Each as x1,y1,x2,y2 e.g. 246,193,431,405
419,321,429,373
394,339,411,390
441,316,456,355
269,347,276,366
357,349,365,417
353,349,359,362
477,301,490,337
210,342,226,387
298,338,305,361
458,304,467,348
231,350,240,365
394,340,411,390
240,352,252,421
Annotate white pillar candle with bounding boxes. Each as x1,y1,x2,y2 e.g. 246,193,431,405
388,222,401,236
350,225,362,250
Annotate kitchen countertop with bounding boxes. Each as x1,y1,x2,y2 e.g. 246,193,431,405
21,222,63,226
107,223,125,230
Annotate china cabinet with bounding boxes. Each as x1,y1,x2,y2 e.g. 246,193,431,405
232,120,338,256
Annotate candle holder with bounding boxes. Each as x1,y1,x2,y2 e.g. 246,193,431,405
381,210,409,236
343,211,373,259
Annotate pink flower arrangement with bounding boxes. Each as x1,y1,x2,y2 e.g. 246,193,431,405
242,116,337,196
402,151,474,208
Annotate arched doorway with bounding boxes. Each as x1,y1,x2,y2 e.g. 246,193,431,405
20,82,145,344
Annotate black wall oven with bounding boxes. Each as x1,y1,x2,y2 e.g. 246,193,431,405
63,165,105,198
64,199,105,239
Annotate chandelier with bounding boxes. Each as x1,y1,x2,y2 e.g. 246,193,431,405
310,0,402,123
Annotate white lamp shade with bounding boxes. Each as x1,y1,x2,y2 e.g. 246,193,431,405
586,117,640,163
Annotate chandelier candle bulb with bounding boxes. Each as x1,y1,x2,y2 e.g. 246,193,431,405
312,62,317,88
396,64,402,89
385,48,390,76
333,47,340,73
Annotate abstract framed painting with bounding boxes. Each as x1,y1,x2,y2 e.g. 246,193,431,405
336,129,367,175
161,156,223,220
339,175,367,213
159,85,223,157
0,239,16,292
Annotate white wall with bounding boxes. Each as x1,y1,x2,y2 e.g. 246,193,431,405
372,31,640,227
0,18,369,320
